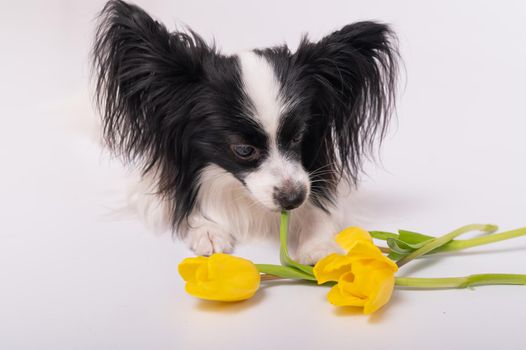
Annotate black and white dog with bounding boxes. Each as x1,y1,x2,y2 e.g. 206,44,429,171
92,0,398,264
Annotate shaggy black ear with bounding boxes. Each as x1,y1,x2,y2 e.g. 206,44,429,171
294,21,399,184
92,0,210,171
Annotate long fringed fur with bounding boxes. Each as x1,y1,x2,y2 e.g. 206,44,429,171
92,0,399,231
293,22,398,206
92,0,216,228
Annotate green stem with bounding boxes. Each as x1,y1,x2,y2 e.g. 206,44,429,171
373,226,526,258
395,274,526,289
279,211,314,276
396,224,497,267
432,227,526,253
279,211,290,265
255,264,316,281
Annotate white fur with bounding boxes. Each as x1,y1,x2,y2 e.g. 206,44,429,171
237,51,310,211
129,164,343,264
237,51,283,140
243,148,310,210
183,165,343,264
125,51,345,264
117,165,342,265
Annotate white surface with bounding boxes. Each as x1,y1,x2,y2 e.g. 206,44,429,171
1,1,525,349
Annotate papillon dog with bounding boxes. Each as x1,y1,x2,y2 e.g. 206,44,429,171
92,0,398,264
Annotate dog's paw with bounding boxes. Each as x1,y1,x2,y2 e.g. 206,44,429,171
184,224,235,256
294,240,344,266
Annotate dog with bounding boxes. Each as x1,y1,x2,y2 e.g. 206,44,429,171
92,0,398,264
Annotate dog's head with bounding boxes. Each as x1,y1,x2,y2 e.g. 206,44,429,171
93,0,398,227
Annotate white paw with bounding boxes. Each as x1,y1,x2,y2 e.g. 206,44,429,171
295,240,344,265
184,224,235,256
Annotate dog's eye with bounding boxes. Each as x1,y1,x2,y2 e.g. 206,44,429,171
230,144,259,160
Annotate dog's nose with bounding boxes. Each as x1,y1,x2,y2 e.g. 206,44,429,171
273,184,307,210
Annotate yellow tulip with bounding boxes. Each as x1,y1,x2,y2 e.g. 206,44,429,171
327,260,396,314
335,226,373,250
313,228,398,314
178,254,260,302
312,253,353,284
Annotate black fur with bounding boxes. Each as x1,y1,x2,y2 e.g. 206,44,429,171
260,22,398,208
92,0,263,229
92,0,398,230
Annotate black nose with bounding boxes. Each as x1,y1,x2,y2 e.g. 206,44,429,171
273,186,307,210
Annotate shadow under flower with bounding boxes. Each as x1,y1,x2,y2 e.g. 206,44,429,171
194,279,318,313
195,289,267,314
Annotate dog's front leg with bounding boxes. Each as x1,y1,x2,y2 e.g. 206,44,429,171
290,205,344,265
182,212,236,256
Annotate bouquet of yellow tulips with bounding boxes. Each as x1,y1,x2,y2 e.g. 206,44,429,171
178,212,526,314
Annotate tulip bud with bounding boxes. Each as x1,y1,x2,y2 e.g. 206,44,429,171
179,254,260,302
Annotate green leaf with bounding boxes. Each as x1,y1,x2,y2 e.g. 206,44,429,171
386,238,414,254
369,230,399,241
398,230,434,244
387,236,434,252
396,224,498,267
387,252,404,260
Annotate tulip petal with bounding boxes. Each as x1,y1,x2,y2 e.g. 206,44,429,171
327,282,366,307
335,227,373,251
185,275,219,299
323,261,396,314
363,270,395,314
313,254,353,284
347,240,385,260
347,241,398,271
178,256,209,283
350,261,396,314
211,254,261,300
338,271,368,299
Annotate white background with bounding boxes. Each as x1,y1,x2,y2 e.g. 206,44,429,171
1,0,525,349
